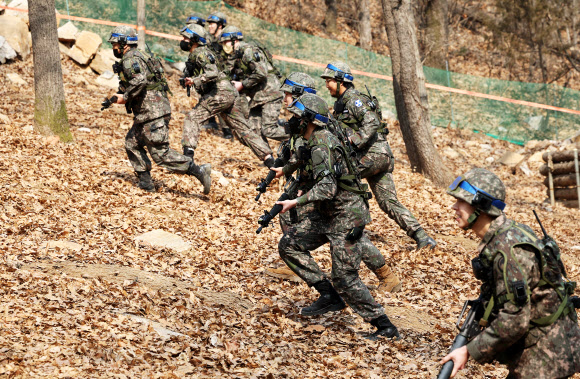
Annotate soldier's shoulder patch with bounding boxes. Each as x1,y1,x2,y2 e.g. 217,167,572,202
354,99,363,107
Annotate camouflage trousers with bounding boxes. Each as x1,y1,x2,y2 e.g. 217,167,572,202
359,144,422,237
125,115,192,173
248,99,289,142
182,84,273,160
278,209,385,321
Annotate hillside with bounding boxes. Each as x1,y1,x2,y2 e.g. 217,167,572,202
225,0,580,91
0,49,579,377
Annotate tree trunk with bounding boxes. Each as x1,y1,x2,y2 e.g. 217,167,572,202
358,0,372,50
137,0,146,50
422,0,448,69
381,0,452,187
324,0,338,33
29,0,72,142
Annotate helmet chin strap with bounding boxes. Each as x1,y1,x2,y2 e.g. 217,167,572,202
464,209,481,230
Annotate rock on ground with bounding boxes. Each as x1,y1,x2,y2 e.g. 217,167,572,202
67,30,101,65
0,35,17,64
0,14,31,60
135,229,192,253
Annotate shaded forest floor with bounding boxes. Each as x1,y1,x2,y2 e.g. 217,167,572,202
0,56,579,378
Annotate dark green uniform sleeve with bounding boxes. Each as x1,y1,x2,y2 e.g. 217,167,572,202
296,143,337,205
240,47,267,90
122,56,148,101
467,247,534,363
346,97,381,150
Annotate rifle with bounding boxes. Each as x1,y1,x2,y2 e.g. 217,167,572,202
437,297,486,379
180,61,193,97
533,210,567,277
256,176,299,234
255,143,291,201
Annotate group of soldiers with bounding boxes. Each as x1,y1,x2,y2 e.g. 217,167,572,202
101,11,580,378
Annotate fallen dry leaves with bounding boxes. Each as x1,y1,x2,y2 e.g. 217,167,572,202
0,56,579,378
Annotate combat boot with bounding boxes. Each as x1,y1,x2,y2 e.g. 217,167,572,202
187,161,212,194
366,314,400,341
183,146,195,158
412,228,437,250
136,171,155,193
301,279,346,316
222,127,233,140
374,265,402,293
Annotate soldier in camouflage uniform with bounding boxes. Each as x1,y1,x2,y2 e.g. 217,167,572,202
275,93,399,340
219,26,287,157
202,11,232,139
440,168,580,378
179,25,273,166
321,62,436,251
271,73,397,293
104,26,211,194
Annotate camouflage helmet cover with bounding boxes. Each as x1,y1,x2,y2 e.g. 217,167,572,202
186,12,206,26
108,25,138,45
287,93,330,128
447,168,506,217
280,72,317,96
219,25,243,43
207,11,227,25
180,24,208,45
320,60,353,83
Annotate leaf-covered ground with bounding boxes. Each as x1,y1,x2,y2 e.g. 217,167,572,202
0,56,579,378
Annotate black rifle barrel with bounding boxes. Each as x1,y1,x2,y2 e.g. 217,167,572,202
255,157,286,201
436,334,469,379
533,210,549,238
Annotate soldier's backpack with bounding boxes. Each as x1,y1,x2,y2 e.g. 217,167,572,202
248,40,281,78
140,48,170,94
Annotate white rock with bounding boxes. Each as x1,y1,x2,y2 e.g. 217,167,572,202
0,35,16,64
95,70,119,89
485,157,495,165
498,151,525,166
58,42,70,55
77,127,91,133
42,240,84,252
442,147,461,159
57,21,78,42
0,14,31,60
5,0,28,24
169,61,185,72
525,115,544,131
6,72,26,85
90,48,116,75
0,113,9,124
135,229,191,253
22,125,33,131
218,176,230,186
67,30,102,65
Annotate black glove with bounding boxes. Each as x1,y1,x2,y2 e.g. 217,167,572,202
101,95,118,111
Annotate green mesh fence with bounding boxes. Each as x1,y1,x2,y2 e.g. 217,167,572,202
55,0,580,145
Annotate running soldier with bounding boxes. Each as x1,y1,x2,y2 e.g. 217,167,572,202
275,93,399,340
440,168,580,378
219,26,287,153
322,61,436,253
179,24,273,167
271,72,400,293
102,26,211,194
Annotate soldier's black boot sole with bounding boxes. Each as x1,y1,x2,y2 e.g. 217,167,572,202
366,315,400,340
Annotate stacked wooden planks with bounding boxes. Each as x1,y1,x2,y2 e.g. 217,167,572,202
540,149,580,209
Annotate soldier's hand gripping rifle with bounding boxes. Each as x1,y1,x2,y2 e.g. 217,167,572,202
255,143,291,201
437,297,486,379
180,62,193,97
256,176,299,234
100,95,118,111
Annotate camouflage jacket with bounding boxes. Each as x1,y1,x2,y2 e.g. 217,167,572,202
467,214,580,378
281,134,307,177
332,87,390,159
118,48,171,123
185,46,231,96
230,41,282,108
294,127,371,231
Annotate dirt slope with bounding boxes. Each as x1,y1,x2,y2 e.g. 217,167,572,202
0,55,579,378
